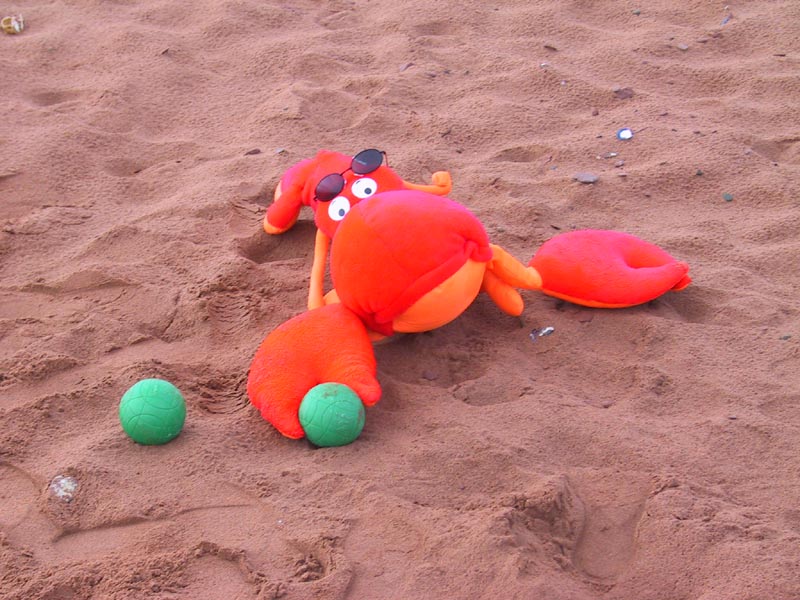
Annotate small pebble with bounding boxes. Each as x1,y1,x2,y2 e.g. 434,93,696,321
421,370,438,381
632,8,641,15
696,169,704,176
723,192,734,202
615,160,625,167
601,401,613,408
677,43,689,51
591,108,599,116
779,335,791,340
574,172,599,184
613,87,634,100
244,148,261,156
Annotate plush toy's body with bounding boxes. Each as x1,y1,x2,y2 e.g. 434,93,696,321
248,149,691,440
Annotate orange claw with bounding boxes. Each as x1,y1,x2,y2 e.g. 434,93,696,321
530,230,691,308
247,304,381,439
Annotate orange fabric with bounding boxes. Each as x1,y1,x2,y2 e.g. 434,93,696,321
481,269,524,316
330,191,493,336
401,171,453,196
247,303,380,439
488,244,542,290
393,259,486,332
478,245,543,316
308,229,330,310
530,229,691,307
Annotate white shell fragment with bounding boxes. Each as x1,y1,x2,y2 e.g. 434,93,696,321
1,14,24,34
529,326,555,341
617,128,634,140
49,475,79,502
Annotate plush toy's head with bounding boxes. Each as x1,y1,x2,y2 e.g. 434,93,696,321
265,149,405,239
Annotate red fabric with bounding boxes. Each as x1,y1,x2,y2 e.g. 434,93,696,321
247,303,380,439
266,157,314,231
267,150,405,239
330,190,493,336
530,229,691,307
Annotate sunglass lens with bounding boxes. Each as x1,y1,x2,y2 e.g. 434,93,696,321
351,149,384,174
315,173,345,201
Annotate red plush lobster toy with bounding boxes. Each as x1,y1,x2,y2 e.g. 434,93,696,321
248,149,691,441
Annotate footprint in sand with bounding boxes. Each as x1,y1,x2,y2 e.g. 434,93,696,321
192,371,249,415
498,473,649,584
27,88,92,108
0,462,353,597
493,145,553,164
375,320,493,389
499,476,586,573
231,200,315,265
570,472,650,583
452,363,529,406
750,136,800,164
0,462,54,549
205,291,259,339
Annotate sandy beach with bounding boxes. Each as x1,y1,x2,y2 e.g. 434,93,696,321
1,1,799,598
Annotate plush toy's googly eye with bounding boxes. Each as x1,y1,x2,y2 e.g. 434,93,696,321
350,177,378,199
328,196,351,221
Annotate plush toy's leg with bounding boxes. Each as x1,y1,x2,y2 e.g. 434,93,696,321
481,244,543,316
308,229,331,310
247,304,381,439
264,154,324,234
401,171,453,196
529,230,691,308
264,182,300,235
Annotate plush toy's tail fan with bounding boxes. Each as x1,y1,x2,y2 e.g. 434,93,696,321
530,230,691,308
263,158,316,235
247,304,381,439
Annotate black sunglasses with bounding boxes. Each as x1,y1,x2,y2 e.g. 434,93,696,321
314,148,387,202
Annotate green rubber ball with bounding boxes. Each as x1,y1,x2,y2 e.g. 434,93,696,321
119,378,186,445
299,383,365,447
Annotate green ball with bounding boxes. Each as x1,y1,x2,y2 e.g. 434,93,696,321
119,379,186,445
299,383,365,447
